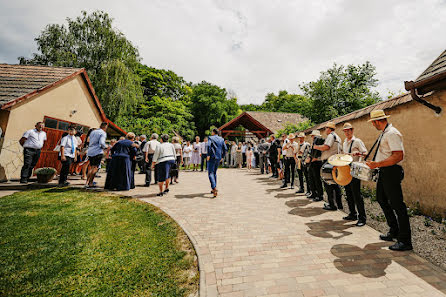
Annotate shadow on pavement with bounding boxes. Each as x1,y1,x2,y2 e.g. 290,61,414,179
129,193,163,198
331,242,446,293
275,193,298,199
285,198,326,217
174,193,214,199
306,219,354,239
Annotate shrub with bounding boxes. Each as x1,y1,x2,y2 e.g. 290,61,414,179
424,216,433,227
361,186,377,202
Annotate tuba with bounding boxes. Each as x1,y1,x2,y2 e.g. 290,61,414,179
328,154,353,186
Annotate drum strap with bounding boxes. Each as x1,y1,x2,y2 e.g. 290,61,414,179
348,140,355,154
365,124,389,161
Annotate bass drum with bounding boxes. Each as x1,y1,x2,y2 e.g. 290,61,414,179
321,162,336,185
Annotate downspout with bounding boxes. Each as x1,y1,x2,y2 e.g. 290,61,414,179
404,81,442,114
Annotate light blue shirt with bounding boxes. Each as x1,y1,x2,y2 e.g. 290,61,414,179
87,129,107,157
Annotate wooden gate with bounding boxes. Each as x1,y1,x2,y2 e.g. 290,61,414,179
34,117,89,173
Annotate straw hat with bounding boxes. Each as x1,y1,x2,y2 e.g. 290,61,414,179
310,130,321,136
288,133,296,139
325,121,336,129
343,123,353,130
328,154,353,167
368,109,390,122
298,132,305,138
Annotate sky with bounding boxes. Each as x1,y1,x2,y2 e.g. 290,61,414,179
1,0,445,104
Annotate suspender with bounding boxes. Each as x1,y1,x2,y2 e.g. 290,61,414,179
348,139,355,154
364,124,388,161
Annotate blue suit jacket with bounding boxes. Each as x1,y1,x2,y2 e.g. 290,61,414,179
207,135,227,160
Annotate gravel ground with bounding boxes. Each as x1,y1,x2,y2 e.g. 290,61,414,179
337,192,446,271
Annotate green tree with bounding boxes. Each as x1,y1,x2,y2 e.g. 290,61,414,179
117,96,196,140
276,121,314,137
18,10,143,121
190,81,239,137
300,62,381,123
261,91,312,114
137,64,192,101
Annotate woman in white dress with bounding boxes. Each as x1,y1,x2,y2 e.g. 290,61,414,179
183,141,193,170
191,136,202,171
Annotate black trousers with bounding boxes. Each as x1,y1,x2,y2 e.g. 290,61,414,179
324,182,343,209
201,154,208,171
59,156,74,184
138,159,146,173
242,153,246,167
284,157,295,185
259,154,269,174
309,161,323,198
345,178,366,221
302,165,311,193
254,152,259,168
145,154,158,185
296,158,304,190
20,148,41,182
269,155,278,176
377,165,411,244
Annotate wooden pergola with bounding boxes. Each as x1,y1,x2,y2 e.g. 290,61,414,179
218,112,273,139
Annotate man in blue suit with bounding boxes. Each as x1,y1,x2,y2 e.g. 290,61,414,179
207,128,227,198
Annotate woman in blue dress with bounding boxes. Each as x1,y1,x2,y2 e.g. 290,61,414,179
104,132,137,191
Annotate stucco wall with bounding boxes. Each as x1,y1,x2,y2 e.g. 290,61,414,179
305,90,446,217
0,75,103,180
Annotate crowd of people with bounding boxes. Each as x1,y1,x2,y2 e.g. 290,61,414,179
19,109,411,251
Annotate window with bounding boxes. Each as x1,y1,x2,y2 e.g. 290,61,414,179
44,118,58,129
58,121,69,131
43,117,89,133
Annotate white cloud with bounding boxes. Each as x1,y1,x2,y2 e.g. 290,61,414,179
1,0,445,104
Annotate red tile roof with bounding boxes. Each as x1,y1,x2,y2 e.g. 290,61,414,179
303,93,415,133
0,64,83,106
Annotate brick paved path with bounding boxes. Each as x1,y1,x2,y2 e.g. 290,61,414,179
121,169,446,297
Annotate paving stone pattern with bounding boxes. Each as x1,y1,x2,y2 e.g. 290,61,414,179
73,170,446,296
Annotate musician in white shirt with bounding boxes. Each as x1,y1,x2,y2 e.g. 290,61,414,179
342,123,368,226
366,110,412,251
19,122,47,183
314,121,343,211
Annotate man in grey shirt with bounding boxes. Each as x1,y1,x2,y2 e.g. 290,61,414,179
257,138,270,174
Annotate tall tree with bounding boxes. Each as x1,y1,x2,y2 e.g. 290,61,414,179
190,82,239,137
300,62,381,123
18,10,143,121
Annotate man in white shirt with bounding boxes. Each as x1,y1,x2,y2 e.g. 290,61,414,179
296,132,310,194
200,137,208,172
59,126,77,186
342,123,368,226
366,110,412,251
314,121,343,211
281,134,299,189
19,122,47,183
144,133,160,186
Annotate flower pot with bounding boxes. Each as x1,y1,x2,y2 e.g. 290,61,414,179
36,172,56,184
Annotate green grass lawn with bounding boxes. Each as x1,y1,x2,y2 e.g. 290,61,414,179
0,188,198,297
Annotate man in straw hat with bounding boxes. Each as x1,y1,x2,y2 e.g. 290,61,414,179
342,122,368,226
365,110,412,251
307,130,324,201
296,132,310,194
281,133,299,189
314,121,343,211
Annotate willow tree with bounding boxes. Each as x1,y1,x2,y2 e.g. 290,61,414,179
19,10,143,121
